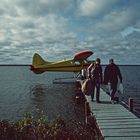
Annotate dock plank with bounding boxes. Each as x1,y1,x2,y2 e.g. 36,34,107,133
84,89,140,139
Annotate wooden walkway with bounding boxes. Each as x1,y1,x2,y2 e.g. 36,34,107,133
85,89,140,140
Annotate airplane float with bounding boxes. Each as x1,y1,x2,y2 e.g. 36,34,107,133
30,51,95,74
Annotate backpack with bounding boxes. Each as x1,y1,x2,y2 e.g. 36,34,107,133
81,79,93,96
90,64,101,80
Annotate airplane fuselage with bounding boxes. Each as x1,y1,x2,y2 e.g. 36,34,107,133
31,59,94,74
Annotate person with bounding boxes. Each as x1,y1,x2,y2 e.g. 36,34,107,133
81,78,93,96
87,58,103,103
104,59,122,104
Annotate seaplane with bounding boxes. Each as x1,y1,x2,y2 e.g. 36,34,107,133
30,51,95,74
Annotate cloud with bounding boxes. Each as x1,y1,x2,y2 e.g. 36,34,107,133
76,0,140,38
95,9,132,34
77,0,118,17
0,12,77,64
13,0,75,16
0,0,140,64
0,1,18,16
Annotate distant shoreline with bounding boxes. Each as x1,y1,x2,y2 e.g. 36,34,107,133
0,64,140,66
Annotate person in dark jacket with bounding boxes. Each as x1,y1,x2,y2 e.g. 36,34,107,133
104,59,122,104
88,58,103,103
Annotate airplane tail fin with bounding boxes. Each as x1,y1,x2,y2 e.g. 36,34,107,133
32,53,46,67
30,53,47,74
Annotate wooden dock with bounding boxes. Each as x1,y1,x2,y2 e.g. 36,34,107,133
85,89,140,140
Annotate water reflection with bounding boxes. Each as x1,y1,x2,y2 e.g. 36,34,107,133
31,84,46,98
28,83,85,125
29,84,48,118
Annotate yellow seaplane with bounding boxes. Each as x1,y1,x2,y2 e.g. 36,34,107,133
30,51,95,74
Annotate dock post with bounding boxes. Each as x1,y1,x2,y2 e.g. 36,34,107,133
128,98,133,112
85,101,88,124
85,101,90,124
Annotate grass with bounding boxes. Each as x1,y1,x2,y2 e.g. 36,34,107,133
0,112,102,140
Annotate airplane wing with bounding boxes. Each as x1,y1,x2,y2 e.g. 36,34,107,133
74,51,93,61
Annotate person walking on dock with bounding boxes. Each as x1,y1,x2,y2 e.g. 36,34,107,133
104,59,122,104
88,58,103,103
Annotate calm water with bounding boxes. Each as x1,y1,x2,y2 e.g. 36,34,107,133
0,66,84,126
0,65,140,122
119,65,140,117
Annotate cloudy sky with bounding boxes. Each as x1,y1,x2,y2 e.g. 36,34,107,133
0,0,140,64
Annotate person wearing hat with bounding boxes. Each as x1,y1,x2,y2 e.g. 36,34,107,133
104,59,122,104
87,58,103,103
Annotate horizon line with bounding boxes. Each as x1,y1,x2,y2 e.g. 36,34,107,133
0,64,140,66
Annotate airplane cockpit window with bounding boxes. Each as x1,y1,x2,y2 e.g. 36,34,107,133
74,61,80,65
